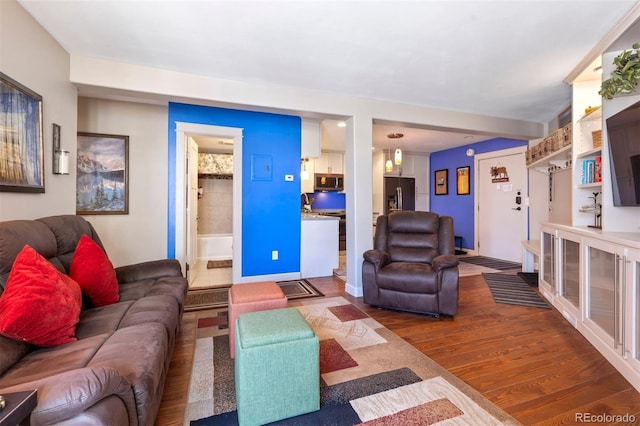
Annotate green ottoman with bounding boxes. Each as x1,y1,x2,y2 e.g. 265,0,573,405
235,307,319,426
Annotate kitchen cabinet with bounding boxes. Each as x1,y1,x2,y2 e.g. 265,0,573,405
300,215,338,278
300,158,315,194
414,154,430,211
314,151,344,174
384,152,414,177
301,118,321,158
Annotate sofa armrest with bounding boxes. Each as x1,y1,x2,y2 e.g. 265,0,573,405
0,367,137,425
116,259,183,283
363,249,391,270
432,254,459,272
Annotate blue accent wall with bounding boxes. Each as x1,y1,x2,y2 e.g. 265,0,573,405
305,191,346,210
430,138,527,250
168,103,301,277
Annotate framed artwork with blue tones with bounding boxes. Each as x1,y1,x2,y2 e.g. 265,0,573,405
76,132,129,214
0,72,45,193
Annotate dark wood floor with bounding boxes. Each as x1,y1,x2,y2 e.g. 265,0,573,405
155,273,640,426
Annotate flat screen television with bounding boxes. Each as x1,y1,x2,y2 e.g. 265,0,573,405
605,99,640,206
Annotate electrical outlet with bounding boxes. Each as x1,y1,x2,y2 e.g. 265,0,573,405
271,250,278,261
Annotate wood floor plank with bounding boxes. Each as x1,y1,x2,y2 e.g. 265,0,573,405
156,273,640,425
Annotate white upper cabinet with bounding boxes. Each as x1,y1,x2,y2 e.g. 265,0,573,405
315,151,344,174
301,118,321,159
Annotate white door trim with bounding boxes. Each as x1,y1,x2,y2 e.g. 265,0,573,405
473,146,527,255
175,122,244,284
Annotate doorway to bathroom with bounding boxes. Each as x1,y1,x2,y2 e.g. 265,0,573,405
175,123,243,289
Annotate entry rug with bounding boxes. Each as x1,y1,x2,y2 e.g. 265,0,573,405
482,273,550,309
184,279,323,312
458,255,521,271
206,259,232,269
186,297,520,425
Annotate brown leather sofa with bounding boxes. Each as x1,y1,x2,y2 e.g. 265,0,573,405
0,215,188,425
362,211,459,317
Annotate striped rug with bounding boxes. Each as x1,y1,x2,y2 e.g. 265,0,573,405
459,255,521,271
482,273,550,309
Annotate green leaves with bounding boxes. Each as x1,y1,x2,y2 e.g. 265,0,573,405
599,43,640,100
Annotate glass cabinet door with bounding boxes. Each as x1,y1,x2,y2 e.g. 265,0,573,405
586,243,618,343
560,238,580,309
541,231,555,292
628,250,640,373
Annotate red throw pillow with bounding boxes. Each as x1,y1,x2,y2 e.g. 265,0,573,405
70,235,119,307
0,245,82,347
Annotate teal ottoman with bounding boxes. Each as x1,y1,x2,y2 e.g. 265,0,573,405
235,307,319,426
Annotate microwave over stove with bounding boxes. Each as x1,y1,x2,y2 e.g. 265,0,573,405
314,173,344,191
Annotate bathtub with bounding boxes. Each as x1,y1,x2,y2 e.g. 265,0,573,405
197,233,233,261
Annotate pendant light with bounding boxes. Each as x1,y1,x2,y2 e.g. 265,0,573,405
387,133,404,165
300,158,309,180
385,149,393,172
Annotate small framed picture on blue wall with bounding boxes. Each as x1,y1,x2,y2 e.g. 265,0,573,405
434,169,448,195
457,166,470,195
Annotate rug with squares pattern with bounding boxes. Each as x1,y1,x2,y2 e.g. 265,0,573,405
185,297,520,425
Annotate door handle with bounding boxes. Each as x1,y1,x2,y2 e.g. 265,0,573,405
512,207,521,211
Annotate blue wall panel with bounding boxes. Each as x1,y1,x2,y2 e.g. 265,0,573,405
168,103,301,277
305,190,346,210
429,138,527,250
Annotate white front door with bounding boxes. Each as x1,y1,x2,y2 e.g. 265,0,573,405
476,147,528,262
186,137,199,284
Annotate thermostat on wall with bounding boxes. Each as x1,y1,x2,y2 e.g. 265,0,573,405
285,174,294,181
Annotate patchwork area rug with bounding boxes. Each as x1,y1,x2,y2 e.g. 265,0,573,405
184,279,323,312
458,255,521,271
482,273,550,309
186,297,520,425
206,259,232,269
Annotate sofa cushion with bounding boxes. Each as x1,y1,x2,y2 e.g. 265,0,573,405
119,276,187,308
89,323,170,426
36,215,106,274
70,235,119,307
0,220,59,290
0,333,110,388
75,301,135,340
0,245,82,347
377,262,438,293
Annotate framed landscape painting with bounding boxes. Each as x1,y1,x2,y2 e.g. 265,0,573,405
0,72,45,193
76,132,129,215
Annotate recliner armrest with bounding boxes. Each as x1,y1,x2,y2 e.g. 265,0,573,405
363,249,391,270
432,254,459,272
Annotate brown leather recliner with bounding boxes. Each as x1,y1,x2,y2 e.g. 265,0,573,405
362,211,459,317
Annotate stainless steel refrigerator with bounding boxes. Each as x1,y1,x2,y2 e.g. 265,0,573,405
384,177,415,215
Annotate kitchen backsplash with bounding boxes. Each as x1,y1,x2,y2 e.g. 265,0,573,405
306,190,345,210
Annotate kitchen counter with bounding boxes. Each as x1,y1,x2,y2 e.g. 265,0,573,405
300,215,339,278
301,213,339,221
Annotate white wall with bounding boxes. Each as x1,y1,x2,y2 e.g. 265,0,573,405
77,98,168,267
600,50,640,232
0,0,78,221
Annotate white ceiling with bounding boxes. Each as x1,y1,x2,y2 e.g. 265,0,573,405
17,0,639,153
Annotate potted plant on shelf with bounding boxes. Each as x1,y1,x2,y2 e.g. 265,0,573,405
599,43,640,100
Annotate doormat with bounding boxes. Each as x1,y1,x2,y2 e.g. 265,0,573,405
458,255,521,271
207,259,232,269
184,279,324,312
517,272,539,287
482,273,549,309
